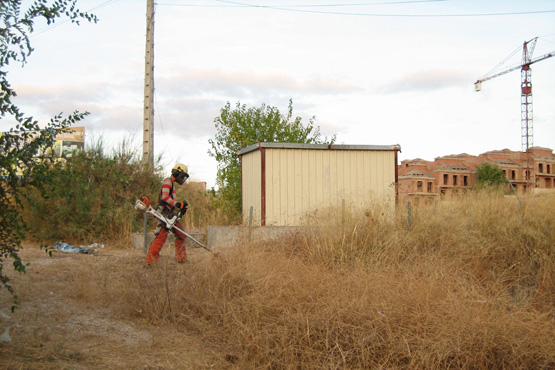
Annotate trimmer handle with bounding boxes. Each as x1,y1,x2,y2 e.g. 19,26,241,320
177,205,188,220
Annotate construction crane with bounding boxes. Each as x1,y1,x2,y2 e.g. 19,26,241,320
475,37,554,154
475,37,554,191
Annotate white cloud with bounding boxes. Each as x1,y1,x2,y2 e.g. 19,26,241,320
379,70,473,94
156,69,361,97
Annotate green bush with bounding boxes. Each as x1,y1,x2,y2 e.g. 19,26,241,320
475,163,509,193
22,142,162,244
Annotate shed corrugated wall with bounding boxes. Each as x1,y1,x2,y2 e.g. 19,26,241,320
240,144,398,226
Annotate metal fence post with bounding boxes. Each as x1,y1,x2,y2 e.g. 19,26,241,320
342,199,346,230
143,212,148,254
408,201,412,229
506,175,522,222
248,206,253,241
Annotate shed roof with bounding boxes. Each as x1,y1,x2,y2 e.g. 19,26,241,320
238,142,401,156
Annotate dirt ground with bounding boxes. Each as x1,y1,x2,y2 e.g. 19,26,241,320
0,243,235,370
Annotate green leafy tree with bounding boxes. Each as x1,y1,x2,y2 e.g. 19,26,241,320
0,0,97,310
475,163,507,190
208,99,335,220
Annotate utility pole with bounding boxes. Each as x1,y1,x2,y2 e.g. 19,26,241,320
143,0,155,167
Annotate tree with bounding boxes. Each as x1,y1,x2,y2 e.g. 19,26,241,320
475,163,507,190
0,0,97,310
208,99,335,220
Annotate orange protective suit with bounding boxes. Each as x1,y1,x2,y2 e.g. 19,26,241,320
145,175,188,264
145,219,187,264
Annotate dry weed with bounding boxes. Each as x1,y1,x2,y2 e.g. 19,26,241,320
121,193,555,369
6,193,553,369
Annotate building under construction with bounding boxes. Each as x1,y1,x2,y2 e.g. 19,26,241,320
398,146,555,202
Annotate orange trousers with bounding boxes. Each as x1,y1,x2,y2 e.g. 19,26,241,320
145,220,187,264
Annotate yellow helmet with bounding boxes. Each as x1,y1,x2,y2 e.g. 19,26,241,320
171,164,189,184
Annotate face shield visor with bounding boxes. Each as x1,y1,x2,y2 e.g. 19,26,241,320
175,171,189,185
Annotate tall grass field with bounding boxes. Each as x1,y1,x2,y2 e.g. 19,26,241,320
98,192,555,369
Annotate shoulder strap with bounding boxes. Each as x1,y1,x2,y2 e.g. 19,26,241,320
158,177,175,209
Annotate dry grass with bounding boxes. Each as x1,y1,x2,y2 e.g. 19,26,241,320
120,192,555,369
0,248,233,369
2,192,554,369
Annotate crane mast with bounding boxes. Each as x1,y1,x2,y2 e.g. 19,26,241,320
520,39,534,154
475,37,555,191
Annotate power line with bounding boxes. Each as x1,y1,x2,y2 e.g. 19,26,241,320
153,91,176,165
157,2,247,7
158,0,448,7
538,33,555,46
231,0,449,7
32,0,122,37
159,0,555,17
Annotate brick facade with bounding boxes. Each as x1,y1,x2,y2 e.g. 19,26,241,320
398,147,555,202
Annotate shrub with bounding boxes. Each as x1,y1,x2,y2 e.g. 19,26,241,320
22,140,162,244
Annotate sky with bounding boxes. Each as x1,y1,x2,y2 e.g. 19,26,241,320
3,0,555,188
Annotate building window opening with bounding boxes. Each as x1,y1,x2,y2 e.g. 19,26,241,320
443,174,449,185
548,164,551,174
546,178,552,189
503,170,506,177
539,163,544,173
526,170,530,180
464,176,468,186
427,182,433,192
511,170,516,180
417,181,423,191
453,175,458,186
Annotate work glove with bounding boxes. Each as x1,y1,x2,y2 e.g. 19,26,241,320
175,200,188,210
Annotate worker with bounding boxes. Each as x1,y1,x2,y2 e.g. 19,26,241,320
145,164,189,265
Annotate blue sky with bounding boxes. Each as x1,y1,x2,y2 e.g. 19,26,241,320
3,0,555,188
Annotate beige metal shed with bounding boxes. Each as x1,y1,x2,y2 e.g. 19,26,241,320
238,142,401,226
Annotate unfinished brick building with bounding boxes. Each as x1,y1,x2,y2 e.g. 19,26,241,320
398,146,555,202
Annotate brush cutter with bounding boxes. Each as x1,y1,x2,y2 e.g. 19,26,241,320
134,197,213,253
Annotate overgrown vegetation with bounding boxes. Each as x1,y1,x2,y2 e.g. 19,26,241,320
174,183,236,229
21,138,236,244
0,0,96,310
102,191,555,369
22,140,162,244
5,141,555,368
475,162,508,191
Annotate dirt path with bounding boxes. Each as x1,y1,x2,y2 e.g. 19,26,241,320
0,244,233,370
